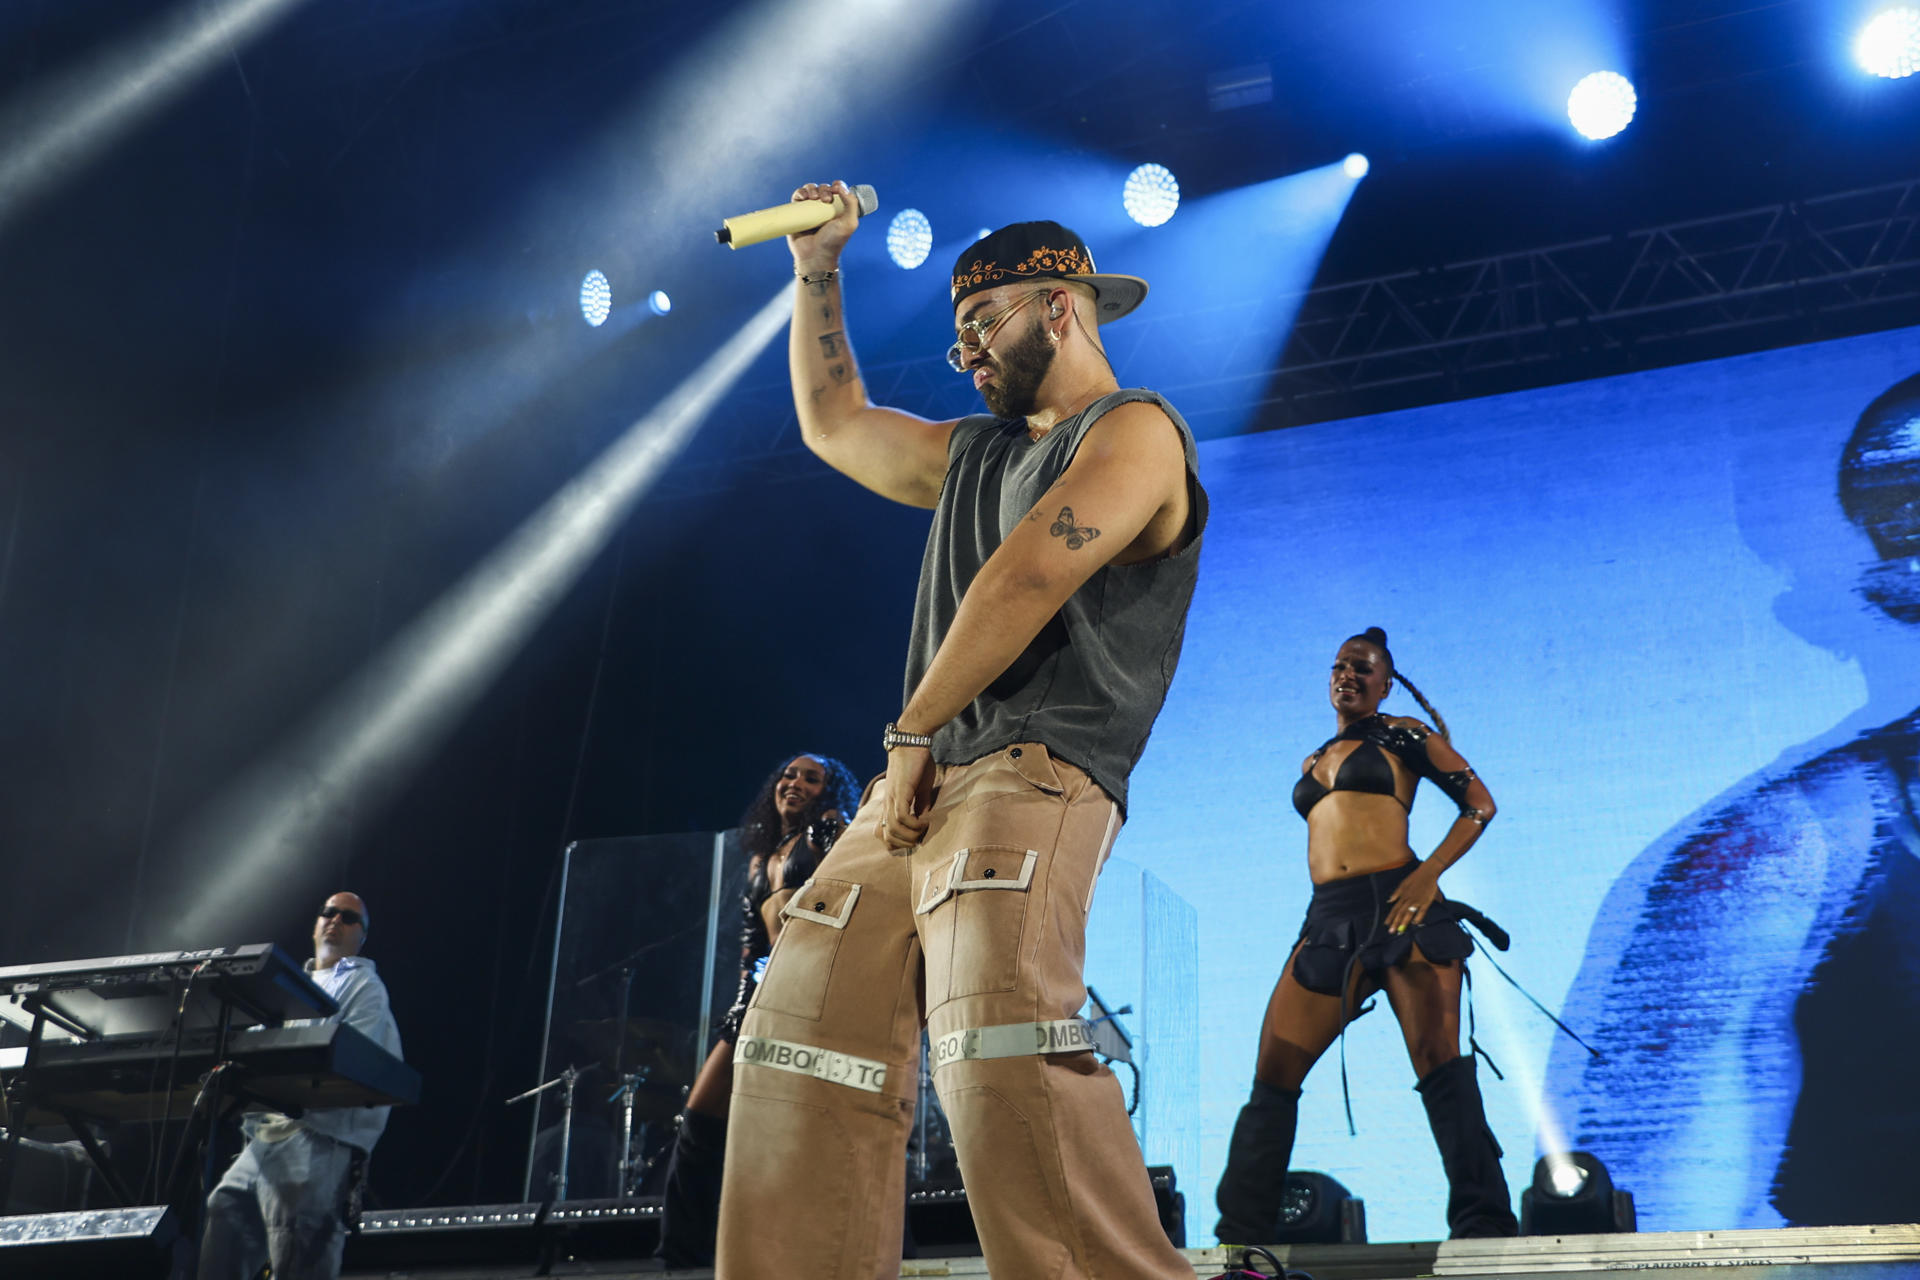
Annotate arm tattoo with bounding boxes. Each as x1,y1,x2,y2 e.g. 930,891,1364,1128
810,385,826,405
819,304,835,322
829,363,850,384
1049,506,1101,550
817,331,844,358
806,279,831,297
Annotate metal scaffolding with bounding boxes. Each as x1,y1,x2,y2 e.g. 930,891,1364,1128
678,177,1920,491
1266,176,1920,414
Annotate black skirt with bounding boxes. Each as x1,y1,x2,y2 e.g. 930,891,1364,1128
1291,859,1478,997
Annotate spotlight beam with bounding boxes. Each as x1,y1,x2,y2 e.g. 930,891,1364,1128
1456,949,1590,1231
0,0,311,235
1107,160,1363,436
169,286,794,939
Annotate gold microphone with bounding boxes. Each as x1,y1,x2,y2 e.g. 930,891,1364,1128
715,185,879,250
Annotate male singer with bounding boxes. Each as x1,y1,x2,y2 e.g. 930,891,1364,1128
717,184,1207,1278
199,893,403,1280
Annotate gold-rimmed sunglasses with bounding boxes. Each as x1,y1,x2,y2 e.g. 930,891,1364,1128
946,288,1053,372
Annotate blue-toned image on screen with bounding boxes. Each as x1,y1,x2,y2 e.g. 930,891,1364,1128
1103,323,1920,1240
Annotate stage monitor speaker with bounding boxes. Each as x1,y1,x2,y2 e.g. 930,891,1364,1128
0,1204,180,1279
905,1165,1184,1257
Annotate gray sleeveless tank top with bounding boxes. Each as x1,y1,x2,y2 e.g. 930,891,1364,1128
902,388,1208,813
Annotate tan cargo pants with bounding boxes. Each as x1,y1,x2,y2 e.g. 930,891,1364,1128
716,742,1190,1279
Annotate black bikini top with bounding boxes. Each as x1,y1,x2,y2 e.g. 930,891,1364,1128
1291,715,1477,819
744,811,845,908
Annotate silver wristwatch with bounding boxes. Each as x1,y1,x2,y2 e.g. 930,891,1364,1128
882,722,934,751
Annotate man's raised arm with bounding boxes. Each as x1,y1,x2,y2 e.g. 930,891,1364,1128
787,181,957,509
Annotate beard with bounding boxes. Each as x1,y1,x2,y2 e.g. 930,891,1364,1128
978,318,1056,419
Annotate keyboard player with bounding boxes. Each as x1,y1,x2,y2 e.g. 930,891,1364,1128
198,892,403,1280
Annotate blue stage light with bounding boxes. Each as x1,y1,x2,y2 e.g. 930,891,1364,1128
1567,71,1637,141
1856,8,1920,78
1343,153,1370,179
580,270,612,327
1123,163,1181,227
887,208,933,269
649,290,672,316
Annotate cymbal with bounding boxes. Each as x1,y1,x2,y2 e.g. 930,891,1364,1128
569,1017,696,1083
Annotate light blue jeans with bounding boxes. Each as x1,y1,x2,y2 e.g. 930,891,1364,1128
198,1126,358,1280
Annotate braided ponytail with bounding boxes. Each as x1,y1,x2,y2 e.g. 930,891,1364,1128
1392,670,1451,741
1348,626,1452,740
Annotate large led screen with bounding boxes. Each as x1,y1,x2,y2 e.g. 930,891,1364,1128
1110,324,1920,1241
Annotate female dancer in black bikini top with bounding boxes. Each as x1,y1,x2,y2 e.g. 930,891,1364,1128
1215,627,1518,1244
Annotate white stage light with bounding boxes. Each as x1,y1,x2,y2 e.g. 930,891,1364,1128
887,209,933,269
580,270,612,327
1567,71,1637,141
1856,8,1920,78
1123,163,1181,227
1521,1151,1636,1235
1546,1155,1589,1197
1343,153,1371,179
649,290,673,316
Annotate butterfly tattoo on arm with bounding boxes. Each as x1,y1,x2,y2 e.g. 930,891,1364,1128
1048,506,1101,551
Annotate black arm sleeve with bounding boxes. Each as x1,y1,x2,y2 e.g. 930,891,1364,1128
719,866,774,1044
1380,720,1481,815
1408,727,1480,814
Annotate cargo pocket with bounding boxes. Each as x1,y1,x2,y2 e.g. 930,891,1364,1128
1412,903,1476,964
960,743,1068,815
917,845,1038,1004
1291,918,1355,997
751,877,862,1022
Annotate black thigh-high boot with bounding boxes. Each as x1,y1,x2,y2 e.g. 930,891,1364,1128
655,1108,727,1265
1415,1055,1518,1238
1214,1080,1301,1244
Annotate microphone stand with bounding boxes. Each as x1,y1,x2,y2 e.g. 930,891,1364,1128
610,967,633,1196
911,1035,931,1186
507,1064,594,1202
570,926,703,990
606,1068,648,1198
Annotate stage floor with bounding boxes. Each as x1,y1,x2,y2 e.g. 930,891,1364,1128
338,1223,1920,1279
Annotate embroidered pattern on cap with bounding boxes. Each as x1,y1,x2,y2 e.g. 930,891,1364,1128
951,244,1095,299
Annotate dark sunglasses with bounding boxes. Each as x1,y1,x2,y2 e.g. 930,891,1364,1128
319,906,365,926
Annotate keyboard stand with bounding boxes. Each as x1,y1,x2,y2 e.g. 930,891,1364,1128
0,950,335,1279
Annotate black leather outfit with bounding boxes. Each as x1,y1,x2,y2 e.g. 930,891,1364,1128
1293,859,1477,996
717,812,844,1043
1215,715,1519,1244
1292,713,1478,819
1287,716,1499,996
